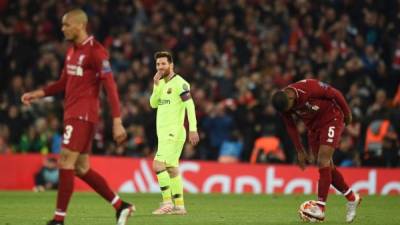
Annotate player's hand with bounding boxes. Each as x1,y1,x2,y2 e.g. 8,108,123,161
306,152,315,164
21,90,45,106
344,114,352,126
297,151,307,170
153,71,162,86
112,118,127,145
188,131,199,146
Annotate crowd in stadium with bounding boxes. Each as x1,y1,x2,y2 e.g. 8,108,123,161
0,0,399,167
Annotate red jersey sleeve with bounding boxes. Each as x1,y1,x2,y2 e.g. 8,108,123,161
91,47,121,118
281,113,304,153
42,68,67,96
324,85,351,118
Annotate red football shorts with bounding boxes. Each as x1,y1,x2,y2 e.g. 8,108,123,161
61,118,95,153
308,117,345,156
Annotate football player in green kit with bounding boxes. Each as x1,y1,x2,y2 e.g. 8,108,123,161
150,51,199,215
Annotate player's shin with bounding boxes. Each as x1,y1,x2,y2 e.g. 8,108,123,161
78,169,122,210
171,175,184,208
331,167,356,201
54,169,74,221
156,170,172,203
317,167,332,211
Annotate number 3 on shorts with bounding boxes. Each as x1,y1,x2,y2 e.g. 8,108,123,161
328,126,335,138
63,125,74,145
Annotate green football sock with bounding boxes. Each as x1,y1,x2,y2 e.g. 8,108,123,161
170,175,184,208
156,170,172,203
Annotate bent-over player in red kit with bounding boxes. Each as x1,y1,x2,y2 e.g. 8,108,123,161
21,9,134,225
272,79,361,223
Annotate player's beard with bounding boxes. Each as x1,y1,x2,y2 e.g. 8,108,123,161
161,66,170,78
64,32,77,42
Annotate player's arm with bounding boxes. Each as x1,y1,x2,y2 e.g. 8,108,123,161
326,86,352,125
181,82,199,145
149,72,164,108
282,113,304,153
21,69,67,105
281,113,307,170
93,49,126,145
42,68,68,96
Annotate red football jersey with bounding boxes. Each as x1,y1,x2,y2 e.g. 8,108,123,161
281,79,350,152
43,36,121,123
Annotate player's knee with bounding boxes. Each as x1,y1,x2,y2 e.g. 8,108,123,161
58,156,75,169
317,145,334,168
317,158,330,168
153,160,166,173
75,165,89,177
167,167,179,177
58,149,79,169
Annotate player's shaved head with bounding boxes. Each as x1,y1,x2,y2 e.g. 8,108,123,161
61,8,89,42
272,90,289,112
64,9,88,26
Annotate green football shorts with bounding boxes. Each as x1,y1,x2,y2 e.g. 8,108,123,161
154,139,185,167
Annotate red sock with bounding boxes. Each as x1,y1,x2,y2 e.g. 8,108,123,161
54,169,74,221
79,169,122,210
317,167,332,211
331,167,355,201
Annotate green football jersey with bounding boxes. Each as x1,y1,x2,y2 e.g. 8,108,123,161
150,74,197,141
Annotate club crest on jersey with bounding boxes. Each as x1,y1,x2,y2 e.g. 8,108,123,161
78,54,86,65
66,54,85,77
183,83,189,91
167,88,172,94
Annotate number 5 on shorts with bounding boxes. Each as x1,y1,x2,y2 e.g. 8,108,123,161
327,126,335,143
63,125,74,144
328,126,335,138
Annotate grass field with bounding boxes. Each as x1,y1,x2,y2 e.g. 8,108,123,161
0,192,399,225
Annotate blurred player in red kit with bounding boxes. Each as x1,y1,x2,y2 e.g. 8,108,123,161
21,9,134,225
271,79,361,222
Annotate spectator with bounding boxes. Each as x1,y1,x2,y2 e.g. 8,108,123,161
363,119,397,166
333,135,360,167
181,142,200,161
381,135,399,167
218,130,244,163
250,135,286,164
33,157,59,192
202,102,235,160
0,124,11,154
48,115,62,154
366,89,390,119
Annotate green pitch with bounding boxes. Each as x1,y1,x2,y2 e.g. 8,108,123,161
0,192,399,225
